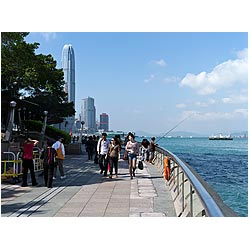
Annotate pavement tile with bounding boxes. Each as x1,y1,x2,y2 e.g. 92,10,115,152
1,154,176,217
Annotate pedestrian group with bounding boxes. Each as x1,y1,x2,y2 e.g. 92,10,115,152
20,132,158,188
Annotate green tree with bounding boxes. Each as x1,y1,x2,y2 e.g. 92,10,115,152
1,32,75,129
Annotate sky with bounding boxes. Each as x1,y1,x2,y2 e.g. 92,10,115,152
24,32,248,135
1,0,249,249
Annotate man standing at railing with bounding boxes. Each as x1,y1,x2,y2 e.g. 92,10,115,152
21,137,39,187
148,137,158,164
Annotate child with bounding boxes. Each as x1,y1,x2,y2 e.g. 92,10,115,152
41,141,57,188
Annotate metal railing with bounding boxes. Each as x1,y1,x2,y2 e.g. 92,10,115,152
1,148,43,182
153,146,238,217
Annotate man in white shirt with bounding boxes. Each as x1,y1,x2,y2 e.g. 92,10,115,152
97,132,110,176
52,136,66,179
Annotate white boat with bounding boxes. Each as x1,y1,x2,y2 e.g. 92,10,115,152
209,133,233,140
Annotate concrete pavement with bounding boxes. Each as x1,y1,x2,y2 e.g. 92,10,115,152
1,154,176,217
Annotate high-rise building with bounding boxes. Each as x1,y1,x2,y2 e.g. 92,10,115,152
100,113,109,132
81,97,96,134
61,44,75,133
62,44,75,105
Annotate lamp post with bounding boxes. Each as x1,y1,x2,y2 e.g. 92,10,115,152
80,121,85,143
38,111,48,148
4,101,17,142
17,108,22,132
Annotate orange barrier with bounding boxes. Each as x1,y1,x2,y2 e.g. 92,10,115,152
163,156,171,181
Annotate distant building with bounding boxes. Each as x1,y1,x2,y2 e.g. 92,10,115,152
54,44,76,134
81,97,96,134
62,44,75,105
100,113,109,132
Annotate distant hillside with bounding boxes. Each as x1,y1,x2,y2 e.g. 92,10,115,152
135,130,248,138
135,130,206,137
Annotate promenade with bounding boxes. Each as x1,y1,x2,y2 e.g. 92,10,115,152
1,153,176,217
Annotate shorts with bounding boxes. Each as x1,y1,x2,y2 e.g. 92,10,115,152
128,153,137,160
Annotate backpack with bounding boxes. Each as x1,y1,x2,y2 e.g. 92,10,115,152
56,143,65,160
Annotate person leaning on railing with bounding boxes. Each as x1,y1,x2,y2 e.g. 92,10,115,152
148,137,158,164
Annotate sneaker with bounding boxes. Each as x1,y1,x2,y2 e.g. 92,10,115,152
100,170,103,174
60,176,66,179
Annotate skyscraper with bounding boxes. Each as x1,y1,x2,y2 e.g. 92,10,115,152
62,44,75,105
81,97,96,134
100,113,109,132
61,44,75,133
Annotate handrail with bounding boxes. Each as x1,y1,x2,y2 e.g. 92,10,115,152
155,146,238,217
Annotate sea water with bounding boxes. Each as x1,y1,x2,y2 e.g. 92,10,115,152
155,137,248,217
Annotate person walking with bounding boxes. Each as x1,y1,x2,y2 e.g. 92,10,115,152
52,136,66,179
125,134,140,179
93,135,99,164
21,137,39,187
97,132,110,176
40,141,57,188
85,136,95,160
107,137,120,178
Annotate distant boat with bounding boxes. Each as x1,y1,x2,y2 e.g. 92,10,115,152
209,133,233,140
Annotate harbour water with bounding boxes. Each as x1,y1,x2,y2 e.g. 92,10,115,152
154,137,248,217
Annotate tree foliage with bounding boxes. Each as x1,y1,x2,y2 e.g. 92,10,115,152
1,32,75,129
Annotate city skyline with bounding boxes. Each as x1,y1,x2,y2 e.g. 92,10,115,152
24,32,248,135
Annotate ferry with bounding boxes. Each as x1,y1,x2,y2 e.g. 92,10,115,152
209,133,233,140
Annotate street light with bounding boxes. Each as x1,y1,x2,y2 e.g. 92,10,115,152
4,101,17,142
79,121,85,142
38,111,48,148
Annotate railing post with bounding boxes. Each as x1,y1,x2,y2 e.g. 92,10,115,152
177,164,180,194
190,184,193,217
182,172,185,213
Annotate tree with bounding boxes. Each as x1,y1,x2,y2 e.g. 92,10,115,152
1,32,75,130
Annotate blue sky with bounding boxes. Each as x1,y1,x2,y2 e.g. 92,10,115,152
25,32,248,135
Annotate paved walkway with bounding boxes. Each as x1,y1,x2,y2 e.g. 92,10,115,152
1,154,176,217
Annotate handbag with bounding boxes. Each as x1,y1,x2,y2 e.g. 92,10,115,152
138,160,143,170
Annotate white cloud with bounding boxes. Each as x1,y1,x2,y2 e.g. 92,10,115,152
176,103,187,108
179,48,248,95
155,59,167,67
144,74,155,83
163,76,180,84
195,101,208,107
182,109,248,121
222,93,248,104
41,32,57,41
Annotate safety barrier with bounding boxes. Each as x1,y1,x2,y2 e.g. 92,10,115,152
1,151,22,183
1,148,43,182
153,146,238,217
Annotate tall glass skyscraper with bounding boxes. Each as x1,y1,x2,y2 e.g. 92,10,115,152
81,97,96,134
61,44,75,133
62,44,75,106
